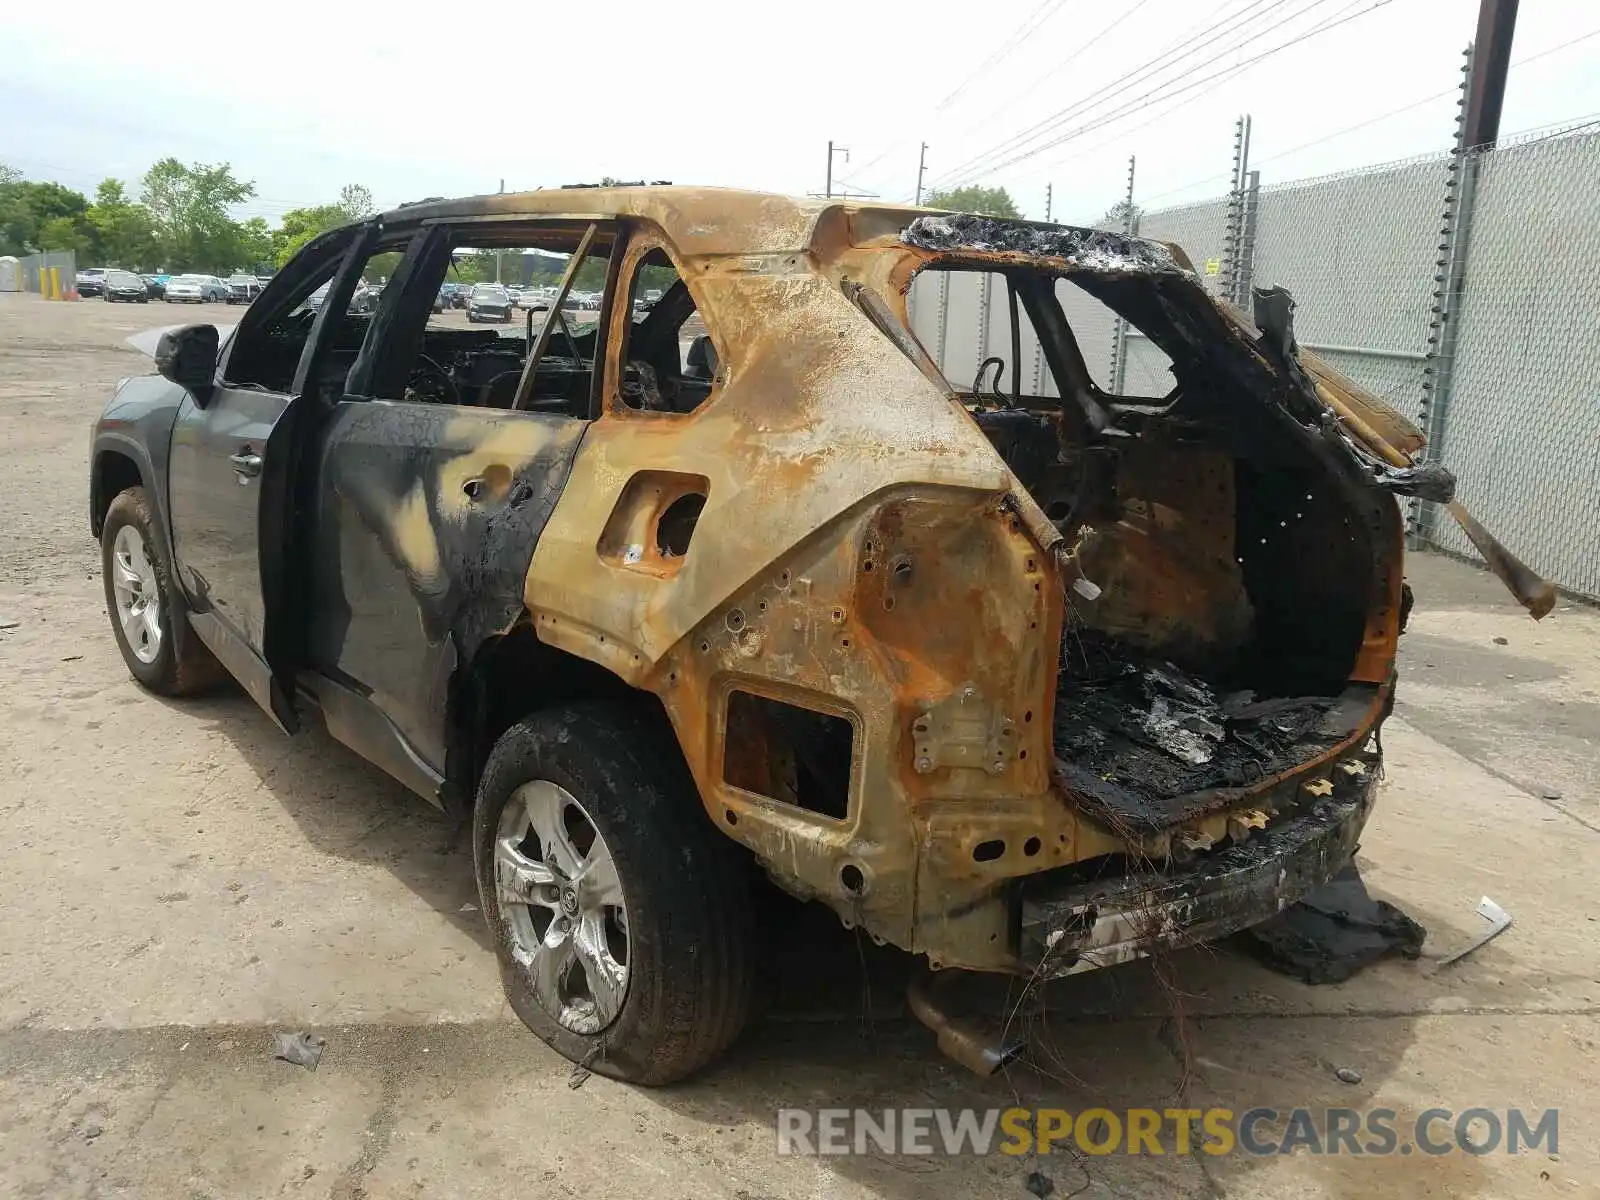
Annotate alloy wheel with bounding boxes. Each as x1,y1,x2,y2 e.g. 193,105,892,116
493,780,630,1035
110,524,163,664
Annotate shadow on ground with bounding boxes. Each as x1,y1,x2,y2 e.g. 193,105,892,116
156,686,489,949
171,687,1457,1197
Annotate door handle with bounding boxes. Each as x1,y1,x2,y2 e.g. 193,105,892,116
229,450,263,478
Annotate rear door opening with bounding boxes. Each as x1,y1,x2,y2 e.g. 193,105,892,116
888,250,1398,836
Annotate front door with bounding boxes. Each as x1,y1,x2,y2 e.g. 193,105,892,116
166,383,293,725
164,222,378,732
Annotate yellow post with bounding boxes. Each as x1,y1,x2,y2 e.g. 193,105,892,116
48,267,61,301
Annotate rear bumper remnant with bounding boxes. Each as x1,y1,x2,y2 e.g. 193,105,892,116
1020,747,1381,977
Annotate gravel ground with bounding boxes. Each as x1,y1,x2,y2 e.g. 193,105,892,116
1,291,1597,1199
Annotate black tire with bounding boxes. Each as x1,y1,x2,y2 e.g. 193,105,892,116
474,703,755,1085
100,487,225,695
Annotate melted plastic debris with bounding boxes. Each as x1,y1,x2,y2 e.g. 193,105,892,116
1239,864,1425,983
1053,630,1341,830
901,213,1179,274
1142,666,1226,765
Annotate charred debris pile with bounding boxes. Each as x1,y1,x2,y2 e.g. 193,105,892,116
1051,629,1343,831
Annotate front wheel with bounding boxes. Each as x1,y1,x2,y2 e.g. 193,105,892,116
100,487,225,695
475,703,755,1085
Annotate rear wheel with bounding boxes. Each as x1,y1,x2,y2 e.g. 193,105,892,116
100,487,224,695
475,703,755,1084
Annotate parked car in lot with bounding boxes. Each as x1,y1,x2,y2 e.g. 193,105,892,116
225,275,263,304
465,282,512,323
84,185,1548,1088
163,274,230,303
102,270,151,303
75,267,109,297
140,274,168,300
305,280,377,315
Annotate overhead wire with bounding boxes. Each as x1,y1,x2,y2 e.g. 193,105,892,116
931,0,1351,187
941,0,1395,185
946,0,1238,144
848,0,1072,185
925,0,1321,188
933,0,1070,115
1135,22,1600,207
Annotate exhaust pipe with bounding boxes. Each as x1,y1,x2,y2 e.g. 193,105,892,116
907,969,1025,1076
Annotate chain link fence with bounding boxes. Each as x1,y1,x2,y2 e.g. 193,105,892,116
1140,198,1231,298
1420,129,1600,597
1129,124,1600,601
901,127,1598,601
1249,157,1445,428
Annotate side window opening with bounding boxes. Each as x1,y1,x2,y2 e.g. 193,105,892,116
902,266,1175,406
379,223,616,417
614,243,716,415
223,230,400,395
1054,277,1176,401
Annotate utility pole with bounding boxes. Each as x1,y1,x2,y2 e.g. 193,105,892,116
1044,183,1052,222
495,178,505,284
915,143,929,205
825,141,849,198
1463,0,1519,149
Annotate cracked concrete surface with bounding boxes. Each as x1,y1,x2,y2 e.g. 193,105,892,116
2,292,1597,1198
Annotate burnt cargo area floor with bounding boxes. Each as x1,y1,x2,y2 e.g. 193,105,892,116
1051,628,1373,832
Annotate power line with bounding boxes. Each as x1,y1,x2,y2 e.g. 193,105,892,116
945,0,1232,145
925,0,1319,188
945,0,1395,185
1137,22,1600,206
849,0,1071,183
935,0,1353,186
933,0,1069,115
896,29,1290,207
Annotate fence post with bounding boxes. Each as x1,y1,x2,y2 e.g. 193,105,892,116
1108,156,1137,393
1415,43,1481,547
1221,115,1252,301
978,271,992,366
936,269,951,372
1236,169,1260,305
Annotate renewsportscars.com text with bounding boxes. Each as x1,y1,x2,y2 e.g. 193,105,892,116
776,1107,1558,1158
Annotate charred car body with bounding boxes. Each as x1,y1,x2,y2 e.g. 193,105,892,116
88,187,1547,1084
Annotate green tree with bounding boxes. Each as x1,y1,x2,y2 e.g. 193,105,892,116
35,214,96,257
1101,199,1143,231
270,205,347,267
923,185,1021,219
140,158,256,271
238,217,274,273
88,179,160,268
338,183,374,220
269,183,373,268
0,177,93,256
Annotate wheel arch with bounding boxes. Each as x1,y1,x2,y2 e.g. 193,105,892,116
90,445,147,538
446,620,675,818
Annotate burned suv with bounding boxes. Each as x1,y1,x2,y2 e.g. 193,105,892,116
88,187,1546,1085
